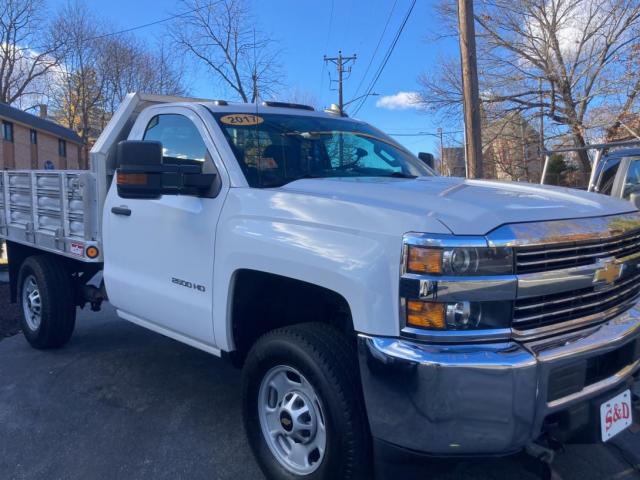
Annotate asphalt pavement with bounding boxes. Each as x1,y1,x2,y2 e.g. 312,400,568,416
1,305,640,479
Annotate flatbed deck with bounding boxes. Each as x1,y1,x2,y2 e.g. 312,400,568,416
0,169,101,262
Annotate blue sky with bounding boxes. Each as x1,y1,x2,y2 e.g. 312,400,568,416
50,0,461,154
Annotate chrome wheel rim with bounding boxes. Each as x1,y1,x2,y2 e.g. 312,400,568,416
258,365,327,475
22,275,42,331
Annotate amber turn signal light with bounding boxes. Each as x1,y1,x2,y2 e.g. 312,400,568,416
406,300,446,329
86,246,99,259
117,172,148,186
407,246,441,274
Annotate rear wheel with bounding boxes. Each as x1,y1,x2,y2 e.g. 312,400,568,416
242,323,370,480
17,255,76,349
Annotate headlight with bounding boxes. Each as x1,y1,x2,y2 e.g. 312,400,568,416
406,299,512,330
407,246,513,276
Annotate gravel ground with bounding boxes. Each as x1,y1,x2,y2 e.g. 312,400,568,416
0,279,20,339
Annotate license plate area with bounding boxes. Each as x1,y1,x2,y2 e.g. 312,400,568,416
600,389,633,442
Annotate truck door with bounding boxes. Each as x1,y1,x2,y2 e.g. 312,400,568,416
103,107,226,348
620,157,640,201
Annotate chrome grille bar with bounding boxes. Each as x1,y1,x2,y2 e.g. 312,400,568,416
515,271,640,314
514,273,640,326
516,231,640,258
515,229,640,274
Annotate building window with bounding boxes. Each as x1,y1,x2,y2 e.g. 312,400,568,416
58,139,66,157
30,129,37,145
3,121,13,142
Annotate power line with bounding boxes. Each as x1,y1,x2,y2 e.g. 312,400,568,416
88,4,209,40
319,0,335,101
29,2,212,52
352,0,416,115
30,2,211,49
388,130,463,137
28,3,213,55
352,0,399,100
338,0,356,47
352,0,417,116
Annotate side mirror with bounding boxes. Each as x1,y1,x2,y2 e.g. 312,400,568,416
116,140,216,199
418,152,435,169
630,193,640,210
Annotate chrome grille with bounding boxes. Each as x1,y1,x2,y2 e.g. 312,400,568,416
487,214,640,339
515,228,640,274
513,269,640,332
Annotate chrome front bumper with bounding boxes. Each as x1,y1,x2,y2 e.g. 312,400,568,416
358,304,640,455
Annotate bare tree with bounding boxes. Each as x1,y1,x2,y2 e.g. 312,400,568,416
50,2,186,154
280,87,319,109
171,0,282,102
0,0,62,105
99,35,144,116
99,35,185,119
419,0,640,172
51,1,106,151
149,38,186,97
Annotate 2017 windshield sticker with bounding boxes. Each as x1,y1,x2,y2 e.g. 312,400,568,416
220,114,264,126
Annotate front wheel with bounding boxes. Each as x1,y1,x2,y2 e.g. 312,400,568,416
242,323,371,480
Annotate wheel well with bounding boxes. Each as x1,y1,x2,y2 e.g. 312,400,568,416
230,269,354,359
7,242,102,304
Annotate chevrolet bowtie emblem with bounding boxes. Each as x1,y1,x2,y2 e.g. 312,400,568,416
593,259,624,286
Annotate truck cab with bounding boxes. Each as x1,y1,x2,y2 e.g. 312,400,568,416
592,148,640,208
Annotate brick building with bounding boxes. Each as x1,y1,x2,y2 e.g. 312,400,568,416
483,113,542,183
0,103,84,171
441,147,466,177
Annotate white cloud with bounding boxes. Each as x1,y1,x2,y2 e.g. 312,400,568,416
525,1,607,62
375,91,421,110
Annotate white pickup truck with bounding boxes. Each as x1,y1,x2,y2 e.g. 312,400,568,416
2,92,640,479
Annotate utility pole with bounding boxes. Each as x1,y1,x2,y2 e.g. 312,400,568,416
324,51,357,114
457,0,483,179
539,77,545,179
437,127,444,174
251,72,258,103
251,30,259,103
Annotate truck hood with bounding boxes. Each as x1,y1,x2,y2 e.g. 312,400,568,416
280,176,636,235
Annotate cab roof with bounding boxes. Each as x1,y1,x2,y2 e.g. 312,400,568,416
199,100,359,122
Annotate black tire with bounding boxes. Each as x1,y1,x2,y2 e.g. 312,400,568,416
17,255,76,349
242,323,371,480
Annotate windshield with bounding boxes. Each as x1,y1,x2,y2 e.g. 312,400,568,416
210,112,435,188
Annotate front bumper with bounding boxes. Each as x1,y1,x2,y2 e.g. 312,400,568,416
358,304,640,455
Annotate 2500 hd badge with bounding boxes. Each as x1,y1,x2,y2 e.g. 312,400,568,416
171,277,206,292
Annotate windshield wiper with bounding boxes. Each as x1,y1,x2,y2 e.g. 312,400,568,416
386,172,418,179
297,173,323,179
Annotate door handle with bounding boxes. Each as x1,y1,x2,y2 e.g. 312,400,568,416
111,206,132,216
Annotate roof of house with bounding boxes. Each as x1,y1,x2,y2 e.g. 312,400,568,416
0,103,83,144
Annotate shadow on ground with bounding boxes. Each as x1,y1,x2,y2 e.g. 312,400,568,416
0,281,20,338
